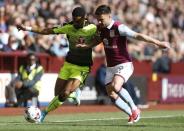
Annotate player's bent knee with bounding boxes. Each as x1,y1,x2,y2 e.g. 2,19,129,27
110,81,123,92
58,91,70,102
113,85,122,93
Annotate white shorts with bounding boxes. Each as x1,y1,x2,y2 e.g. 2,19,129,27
105,62,134,85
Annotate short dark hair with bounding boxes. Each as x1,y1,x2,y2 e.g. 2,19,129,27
72,7,86,17
95,5,111,15
26,52,40,65
27,52,36,58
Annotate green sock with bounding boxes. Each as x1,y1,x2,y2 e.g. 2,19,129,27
45,96,63,113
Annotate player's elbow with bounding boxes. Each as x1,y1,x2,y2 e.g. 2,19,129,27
134,33,144,40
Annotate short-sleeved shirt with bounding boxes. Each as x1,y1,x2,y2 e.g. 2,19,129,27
99,20,136,67
53,23,97,66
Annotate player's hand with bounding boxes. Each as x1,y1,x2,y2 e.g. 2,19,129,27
76,44,89,48
17,24,27,31
159,41,171,50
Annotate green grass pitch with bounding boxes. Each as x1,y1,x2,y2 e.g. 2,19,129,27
0,110,184,131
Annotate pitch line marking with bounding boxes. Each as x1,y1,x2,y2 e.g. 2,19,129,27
51,115,183,123
0,115,183,125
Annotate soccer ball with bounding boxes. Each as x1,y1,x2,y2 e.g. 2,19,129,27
24,106,41,123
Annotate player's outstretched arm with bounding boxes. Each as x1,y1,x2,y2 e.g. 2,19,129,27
134,33,170,49
118,24,170,50
17,24,55,35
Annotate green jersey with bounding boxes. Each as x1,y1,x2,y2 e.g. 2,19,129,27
53,23,97,66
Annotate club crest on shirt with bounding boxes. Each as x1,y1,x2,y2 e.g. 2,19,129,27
110,30,115,37
78,36,85,44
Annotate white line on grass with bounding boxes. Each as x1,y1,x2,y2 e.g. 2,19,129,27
0,114,183,125
51,115,184,123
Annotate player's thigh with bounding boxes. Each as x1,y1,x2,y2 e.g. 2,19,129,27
58,62,89,95
64,78,81,95
64,66,89,94
70,66,89,85
105,67,124,92
112,62,134,92
58,62,70,80
114,62,134,83
112,75,125,92
54,78,67,96
55,62,73,96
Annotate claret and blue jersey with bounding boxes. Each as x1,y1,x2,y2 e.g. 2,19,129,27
99,20,137,67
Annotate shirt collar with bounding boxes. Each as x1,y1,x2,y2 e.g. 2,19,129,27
107,20,115,29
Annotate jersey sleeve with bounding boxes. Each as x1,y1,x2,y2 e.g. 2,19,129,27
52,25,70,34
118,24,136,38
86,24,97,35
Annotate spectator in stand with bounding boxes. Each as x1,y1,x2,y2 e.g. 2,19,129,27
17,35,40,53
5,53,44,107
0,34,19,52
0,6,8,32
50,35,69,57
152,50,171,73
95,63,109,104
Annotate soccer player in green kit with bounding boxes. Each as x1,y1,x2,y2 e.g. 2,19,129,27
17,7,97,122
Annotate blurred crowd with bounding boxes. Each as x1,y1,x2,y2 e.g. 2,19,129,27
0,0,184,62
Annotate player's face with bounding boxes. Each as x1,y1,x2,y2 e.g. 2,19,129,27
73,16,85,29
96,14,111,27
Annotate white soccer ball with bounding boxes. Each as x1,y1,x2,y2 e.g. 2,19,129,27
24,106,41,123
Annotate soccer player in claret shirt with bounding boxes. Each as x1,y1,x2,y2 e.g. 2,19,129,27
77,5,170,124
17,7,97,123
95,5,171,124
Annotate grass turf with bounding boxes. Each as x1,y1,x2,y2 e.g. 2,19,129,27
0,110,184,131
